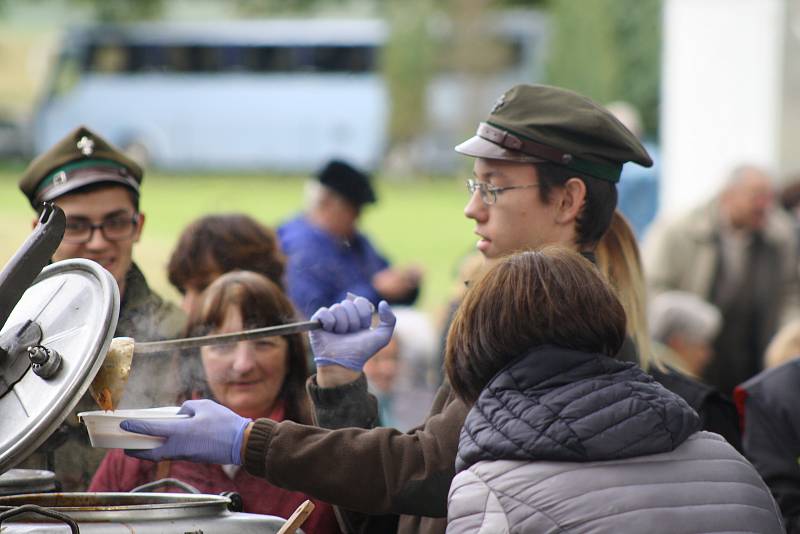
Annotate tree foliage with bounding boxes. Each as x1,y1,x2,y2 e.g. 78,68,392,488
545,0,662,136
65,0,165,22
381,0,435,144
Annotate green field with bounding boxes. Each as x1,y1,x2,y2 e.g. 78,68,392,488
0,168,477,323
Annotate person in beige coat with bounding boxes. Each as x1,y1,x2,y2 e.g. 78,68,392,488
643,165,800,395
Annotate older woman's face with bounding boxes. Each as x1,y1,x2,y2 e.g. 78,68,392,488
201,307,288,419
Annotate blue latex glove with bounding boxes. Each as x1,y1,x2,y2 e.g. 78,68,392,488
310,296,396,371
120,399,251,465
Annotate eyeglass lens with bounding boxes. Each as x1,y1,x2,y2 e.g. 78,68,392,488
466,179,496,205
63,214,138,243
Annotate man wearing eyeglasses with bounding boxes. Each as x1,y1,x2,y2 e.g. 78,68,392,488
16,125,184,490
116,86,666,532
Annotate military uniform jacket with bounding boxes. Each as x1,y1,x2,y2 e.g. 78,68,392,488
447,346,784,533
19,263,185,491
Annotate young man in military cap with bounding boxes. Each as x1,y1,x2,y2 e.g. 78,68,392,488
120,85,680,534
17,125,184,491
279,159,422,318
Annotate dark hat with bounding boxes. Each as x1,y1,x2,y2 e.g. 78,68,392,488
19,125,143,208
455,84,653,183
317,159,376,207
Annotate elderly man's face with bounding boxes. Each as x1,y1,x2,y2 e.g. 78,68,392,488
722,168,774,231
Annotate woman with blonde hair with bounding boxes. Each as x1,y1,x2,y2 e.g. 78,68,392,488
594,210,656,370
595,211,741,451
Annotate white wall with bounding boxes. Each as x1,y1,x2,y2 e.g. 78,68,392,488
660,0,786,217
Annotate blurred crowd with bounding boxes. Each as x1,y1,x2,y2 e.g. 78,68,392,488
10,83,800,533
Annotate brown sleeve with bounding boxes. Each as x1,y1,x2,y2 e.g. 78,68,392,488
243,383,468,518
305,373,379,429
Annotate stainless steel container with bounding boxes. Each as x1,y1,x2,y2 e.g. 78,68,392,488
0,213,302,532
0,470,56,497
0,492,288,533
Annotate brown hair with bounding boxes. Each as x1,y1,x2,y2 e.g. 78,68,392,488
595,210,660,371
535,162,617,248
179,270,311,423
445,247,626,404
168,214,285,294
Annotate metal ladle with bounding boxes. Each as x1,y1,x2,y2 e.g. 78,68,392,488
88,320,321,411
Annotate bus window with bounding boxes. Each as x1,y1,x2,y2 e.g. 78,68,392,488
314,46,376,73
86,43,129,73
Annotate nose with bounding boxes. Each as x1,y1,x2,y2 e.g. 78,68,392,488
85,225,112,251
464,189,487,222
231,342,256,373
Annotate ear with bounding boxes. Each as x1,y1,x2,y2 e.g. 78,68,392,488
554,177,586,225
132,212,145,244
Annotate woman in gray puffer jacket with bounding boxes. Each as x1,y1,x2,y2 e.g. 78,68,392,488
444,248,783,533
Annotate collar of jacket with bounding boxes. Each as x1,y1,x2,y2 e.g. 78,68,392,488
121,262,151,310
455,345,700,472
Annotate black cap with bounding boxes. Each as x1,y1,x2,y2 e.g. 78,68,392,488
317,160,376,207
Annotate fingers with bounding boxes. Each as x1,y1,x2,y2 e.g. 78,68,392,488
312,307,336,331
341,300,361,331
120,419,173,437
353,297,373,329
125,448,161,461
377,301,397,327
177,400,200,417
329,304,350,334
316,295,376,334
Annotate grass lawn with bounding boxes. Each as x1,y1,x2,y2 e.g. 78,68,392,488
0,167,477,324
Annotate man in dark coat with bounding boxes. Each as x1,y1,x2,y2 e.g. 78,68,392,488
736,359,800,532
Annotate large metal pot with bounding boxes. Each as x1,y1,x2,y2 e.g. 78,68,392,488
0,492,288,533
0,206,304,532
0,469,56,497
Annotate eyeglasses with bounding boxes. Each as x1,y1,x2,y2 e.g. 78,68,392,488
466,179,542,206
63,213,139,244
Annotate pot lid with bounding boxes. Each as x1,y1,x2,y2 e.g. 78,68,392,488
0,259,119,474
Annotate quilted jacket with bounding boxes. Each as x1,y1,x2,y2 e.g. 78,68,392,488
447,346,784,533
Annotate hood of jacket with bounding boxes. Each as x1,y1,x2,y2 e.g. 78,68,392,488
456,345,701,472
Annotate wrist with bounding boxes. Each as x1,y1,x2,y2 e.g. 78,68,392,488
240,422,253,464
316,364,361,387
232,418,253,465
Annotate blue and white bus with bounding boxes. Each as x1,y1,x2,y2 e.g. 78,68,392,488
34,15,545,172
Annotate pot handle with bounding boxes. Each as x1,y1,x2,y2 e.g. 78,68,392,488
0,503,79,533
130,477,200,494
0,203,65,332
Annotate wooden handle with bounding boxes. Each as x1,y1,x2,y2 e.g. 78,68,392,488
276,500,315,534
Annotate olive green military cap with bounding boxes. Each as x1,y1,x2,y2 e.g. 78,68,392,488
455,84,652,183
19,125,143,208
